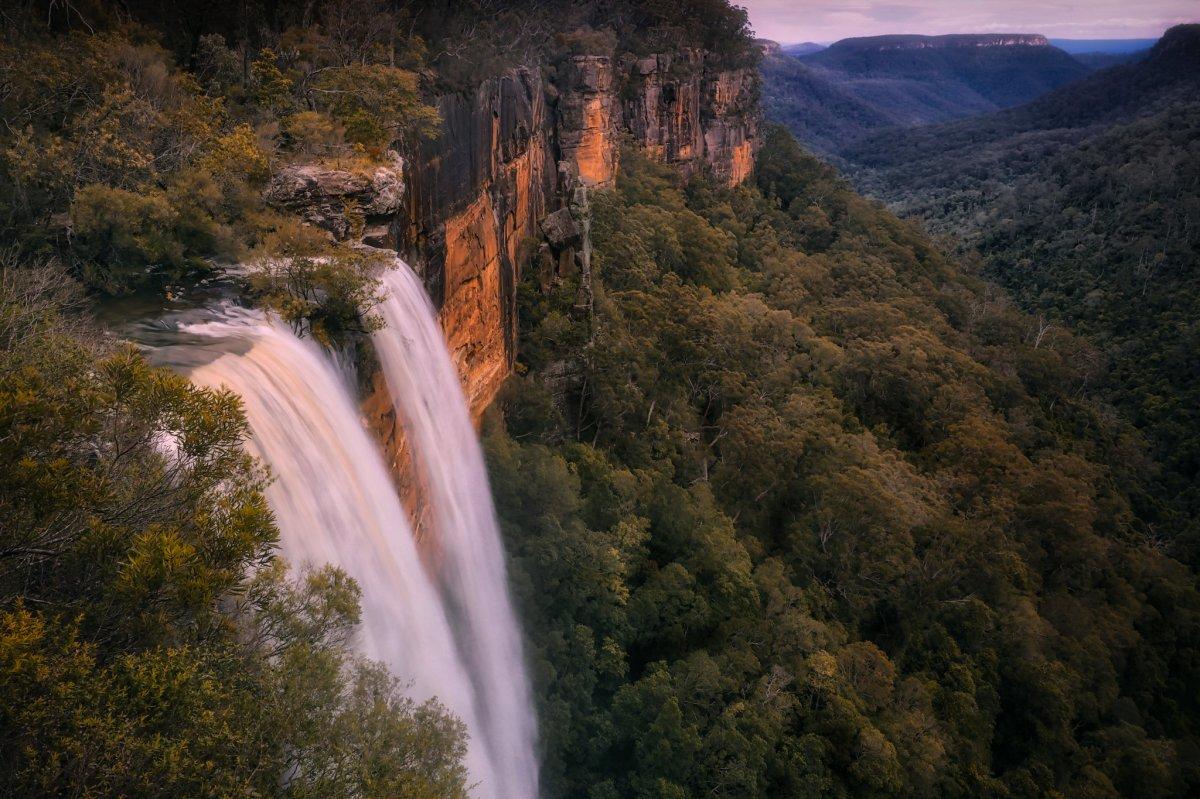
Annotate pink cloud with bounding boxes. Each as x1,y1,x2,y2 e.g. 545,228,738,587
742,0,1196,42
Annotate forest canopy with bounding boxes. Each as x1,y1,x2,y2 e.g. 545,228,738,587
843,25,1200,563
0,258,468,796
487,130,1200,798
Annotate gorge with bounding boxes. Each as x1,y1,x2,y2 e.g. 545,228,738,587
5,3,1200,798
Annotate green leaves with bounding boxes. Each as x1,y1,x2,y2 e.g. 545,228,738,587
247,219,388,346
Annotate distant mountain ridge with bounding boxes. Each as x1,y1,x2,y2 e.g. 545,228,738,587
781,41,825,56
844,22,1200,161
762,29,1090,155
825,33,1050,51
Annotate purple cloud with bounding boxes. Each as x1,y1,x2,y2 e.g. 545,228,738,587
741,0,1197,43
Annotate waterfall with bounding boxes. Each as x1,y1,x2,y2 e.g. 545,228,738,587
372,262,540,799
154,306,500,794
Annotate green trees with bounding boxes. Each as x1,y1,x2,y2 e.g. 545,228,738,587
833,28,1200,550
0,260,467,797
0,4,436,296
487,133,1200,796
247,219,389,345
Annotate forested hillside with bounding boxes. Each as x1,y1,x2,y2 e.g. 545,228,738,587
488,131,1200,798
0,3,481,792
803,35,1089,111
0,260,470,796
845,25,1200,553
4,1,1200,798
761,54,902,158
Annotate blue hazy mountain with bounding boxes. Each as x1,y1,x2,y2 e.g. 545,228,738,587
762,32,1090,155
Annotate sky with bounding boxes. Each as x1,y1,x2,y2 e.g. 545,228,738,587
740,0,1197,44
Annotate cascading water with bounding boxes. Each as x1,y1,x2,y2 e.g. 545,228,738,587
372,261,540,799
151,306,501,794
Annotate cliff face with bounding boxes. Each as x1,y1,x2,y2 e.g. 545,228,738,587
397,51,760,419
398,67,553,422
267,48,759,537
619,50,758,184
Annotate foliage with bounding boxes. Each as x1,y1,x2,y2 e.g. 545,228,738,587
247,220,388,345
487,134,1200,797
0,259,467,797
0,4,437,295
842,26,1200,558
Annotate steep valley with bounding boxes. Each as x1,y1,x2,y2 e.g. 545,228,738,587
761,32,1092,157
3,4,1200,799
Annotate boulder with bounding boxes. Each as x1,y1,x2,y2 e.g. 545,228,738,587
540,207,581,250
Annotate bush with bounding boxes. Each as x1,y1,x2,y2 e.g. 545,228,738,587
248,220,388,345
0,257,468,797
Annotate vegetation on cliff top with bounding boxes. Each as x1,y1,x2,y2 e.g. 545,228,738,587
488,131,1200,798
0,0,433,347
0,258,468,796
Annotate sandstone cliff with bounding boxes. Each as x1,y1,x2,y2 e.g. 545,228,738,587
266,46,759,537
396,50,760,422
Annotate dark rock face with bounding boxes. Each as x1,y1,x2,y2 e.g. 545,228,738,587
397,67,555,420
613,50,760,185
540,208,581,250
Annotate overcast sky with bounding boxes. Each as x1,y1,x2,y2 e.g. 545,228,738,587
741,1,1197,43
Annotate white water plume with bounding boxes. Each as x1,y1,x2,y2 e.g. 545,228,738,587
158,306,501,794
372,261,540,799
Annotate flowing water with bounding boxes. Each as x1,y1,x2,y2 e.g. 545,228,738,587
151,306,504,795
372,262,539,799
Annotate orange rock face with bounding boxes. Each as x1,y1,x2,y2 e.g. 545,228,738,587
362,368,432,541
620,52,760,187
440,191,510,422
371,51,758,480
700,66,760,186
728,139,754,186
557,56,618,188
350,51,760,544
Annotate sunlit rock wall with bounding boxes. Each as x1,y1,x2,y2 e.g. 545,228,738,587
391,52,760,421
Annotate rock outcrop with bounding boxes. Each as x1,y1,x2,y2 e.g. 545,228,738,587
258,46,759,540
557,56,619,187
265,47,760,426
620,51,758,184
399,67,553,422
265,154,405,244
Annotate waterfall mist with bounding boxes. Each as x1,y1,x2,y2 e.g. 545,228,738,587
373,262,540,799
155,306,502,794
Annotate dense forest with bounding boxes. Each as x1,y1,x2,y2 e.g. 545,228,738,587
0,260,470,795
844,25,1200,562
488,131,1200,798
0,6,482,794
3,0,1200,797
